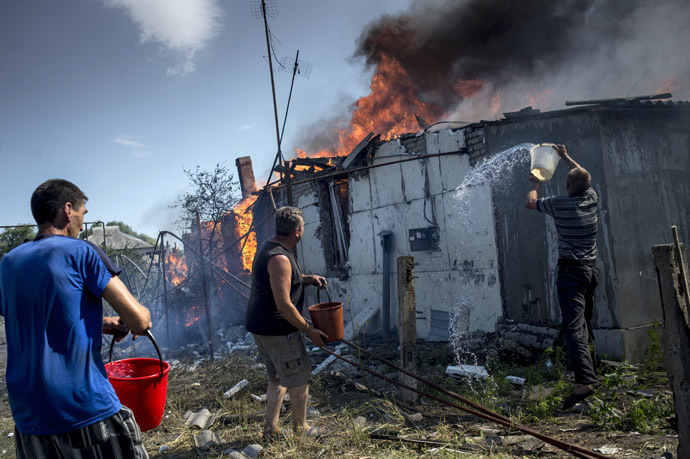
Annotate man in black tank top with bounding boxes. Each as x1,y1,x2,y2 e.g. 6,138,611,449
246,206,329,440
526,145,599,410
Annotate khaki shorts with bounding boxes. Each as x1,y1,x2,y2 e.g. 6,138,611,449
253,332,311,388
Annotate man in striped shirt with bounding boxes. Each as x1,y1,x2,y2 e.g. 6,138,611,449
526,144,599,409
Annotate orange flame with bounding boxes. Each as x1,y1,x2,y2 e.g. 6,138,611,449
184,305,203,327
166,250,188,287
232,196,258,272
335,55,444,156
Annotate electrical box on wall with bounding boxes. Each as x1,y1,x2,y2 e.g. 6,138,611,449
408,226,440,252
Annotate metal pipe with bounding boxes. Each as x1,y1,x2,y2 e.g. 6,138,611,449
117,253,139,298
160,233,171,343
279,49,299,145
377,231,393,335
317,344,606,459
342,337,510,423
195,213,214,360
0,224,37,229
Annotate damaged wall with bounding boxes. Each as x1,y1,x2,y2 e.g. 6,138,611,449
486,104,690,360
296,128,503,340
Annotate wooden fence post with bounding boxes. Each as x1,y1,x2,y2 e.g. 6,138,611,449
397,256,417,402
652,241,690,459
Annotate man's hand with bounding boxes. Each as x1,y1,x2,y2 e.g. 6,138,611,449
103,316,129,342
525,176,541,210
554,144,568,159
305,326,328,348
554,144,580,169
304,274,328,288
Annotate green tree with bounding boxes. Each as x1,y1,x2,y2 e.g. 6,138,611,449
0,225,37,259
173,162,240,258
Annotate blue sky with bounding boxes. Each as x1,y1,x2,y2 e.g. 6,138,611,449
2,0,689,240
0,0,412,237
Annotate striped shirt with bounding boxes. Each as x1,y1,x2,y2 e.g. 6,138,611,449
537,187,598,262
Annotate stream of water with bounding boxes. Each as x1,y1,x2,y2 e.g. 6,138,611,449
449,143,535,367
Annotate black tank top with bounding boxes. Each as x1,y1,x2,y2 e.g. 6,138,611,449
245,240,304,335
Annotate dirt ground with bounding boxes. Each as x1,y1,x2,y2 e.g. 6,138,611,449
0,326,679,458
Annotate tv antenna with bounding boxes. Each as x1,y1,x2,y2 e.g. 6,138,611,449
250,0,312,205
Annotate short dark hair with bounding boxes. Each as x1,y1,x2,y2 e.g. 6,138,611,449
275,206,303,236
31,179,88,225
567,167,591,196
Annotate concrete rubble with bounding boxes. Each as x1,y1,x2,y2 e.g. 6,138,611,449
184,408,220,430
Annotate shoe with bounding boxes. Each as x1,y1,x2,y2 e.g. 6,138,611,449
561,389,595,410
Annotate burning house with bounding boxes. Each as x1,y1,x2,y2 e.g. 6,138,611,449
208,0,690,361
237,95,690,362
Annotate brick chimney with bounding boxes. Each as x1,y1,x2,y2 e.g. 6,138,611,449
235,156,258,199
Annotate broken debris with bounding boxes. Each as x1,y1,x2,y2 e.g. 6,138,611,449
445,364,488,380
224,379,249,399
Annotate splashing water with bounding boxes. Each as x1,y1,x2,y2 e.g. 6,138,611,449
449,143,534,367
449,303,476,365
455,143,534,199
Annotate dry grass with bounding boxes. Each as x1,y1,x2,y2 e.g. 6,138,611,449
0,341,679,458
139,354,522,458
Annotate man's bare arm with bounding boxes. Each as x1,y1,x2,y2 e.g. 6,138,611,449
102,276,151,333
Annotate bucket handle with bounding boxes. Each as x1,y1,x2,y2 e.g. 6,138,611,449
316,285,333,306
109,329,165,378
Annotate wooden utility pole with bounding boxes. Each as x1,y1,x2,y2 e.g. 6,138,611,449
397,256,417,402
196,213,214,360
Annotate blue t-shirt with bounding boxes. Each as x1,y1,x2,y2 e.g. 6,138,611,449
0,235,122,435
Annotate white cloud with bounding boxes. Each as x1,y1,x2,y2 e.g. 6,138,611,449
114,137,146,149
113,136,151,158
105,0,222,76
239,123,256,131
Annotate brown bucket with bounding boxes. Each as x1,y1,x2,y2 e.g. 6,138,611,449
308,288,344,343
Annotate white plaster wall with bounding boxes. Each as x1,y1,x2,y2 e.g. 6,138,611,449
347,209,376,274
425,129,466,155
297,128,501,340
349,174,372,213
441,154,472,191
442,185,497,269
449,268,502,332
369,161,404,208
400,158,427,202
296,190,327,275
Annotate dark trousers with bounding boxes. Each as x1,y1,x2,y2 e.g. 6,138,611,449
556,262,599,386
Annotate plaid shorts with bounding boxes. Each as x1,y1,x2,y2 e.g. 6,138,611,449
14,406,148,459
253,332,312,388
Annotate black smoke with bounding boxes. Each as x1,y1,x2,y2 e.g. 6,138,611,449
354,0,690,111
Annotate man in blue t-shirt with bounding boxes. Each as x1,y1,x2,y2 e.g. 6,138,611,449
0,179,152,458
525,145,599,410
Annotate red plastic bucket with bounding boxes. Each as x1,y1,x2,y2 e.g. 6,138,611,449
105,331,170,432
308,288,344,343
